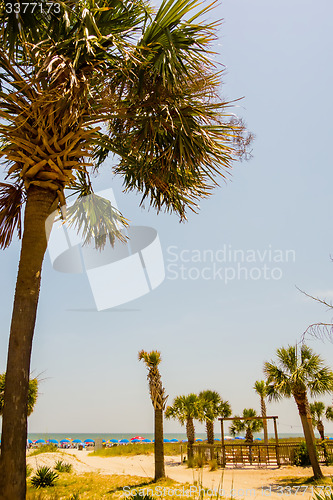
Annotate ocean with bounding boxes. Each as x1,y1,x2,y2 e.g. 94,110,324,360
25,432,319,442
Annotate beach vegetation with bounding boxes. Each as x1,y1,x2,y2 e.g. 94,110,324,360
264,344,333,479
54,460,73,473
310,402,327,440
229,408,263,443
30,466,59,489
166,394,203,459
253,380,269,445
293,441,312,466
29,444,59,456
91,442,182,457
138,350,168,480
198,390,231,450
0,0,252,494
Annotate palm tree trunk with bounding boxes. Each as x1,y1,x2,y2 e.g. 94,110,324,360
293,391,323,480
186,417,195,459
261,397,268,445
0,186,57,500
317,421,325,441
154,408,165,480
206,420,214,460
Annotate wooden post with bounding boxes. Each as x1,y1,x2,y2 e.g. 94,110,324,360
273,417,280,467
220,418,226,468
180,444,183,464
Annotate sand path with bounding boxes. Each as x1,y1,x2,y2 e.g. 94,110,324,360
27,450,333,500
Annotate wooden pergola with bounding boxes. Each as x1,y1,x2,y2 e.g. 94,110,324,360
218,416,280,467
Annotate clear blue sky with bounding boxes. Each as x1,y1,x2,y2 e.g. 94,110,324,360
1,0,333,437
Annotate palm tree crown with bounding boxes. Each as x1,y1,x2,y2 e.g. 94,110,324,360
230,408,263,443
198,390,231,444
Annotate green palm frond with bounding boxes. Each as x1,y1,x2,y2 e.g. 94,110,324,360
310,402,325,426
165,393,203,424
138,350,162,367
198,390,231,422
264,344,333,401
326,406,333,422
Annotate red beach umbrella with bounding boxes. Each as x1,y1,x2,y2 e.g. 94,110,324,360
131,436,144,440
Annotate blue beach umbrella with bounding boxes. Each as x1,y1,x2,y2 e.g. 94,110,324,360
170,439,178,443
60,439,70,443
142,439,151,443
214,439,220,442
72,439,82,444
35,439,45,444
109,439,118,443
119,439,129,444
47,439,59,444
27,439,33,444
131,439,140,443
84,439,94,443
163,438,170,443
255,438,261,441
196,439,203,442
181,439,188,442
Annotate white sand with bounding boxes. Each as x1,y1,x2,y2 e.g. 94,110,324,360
27,450,333,500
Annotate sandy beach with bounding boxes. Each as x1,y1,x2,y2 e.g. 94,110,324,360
27,450,333,500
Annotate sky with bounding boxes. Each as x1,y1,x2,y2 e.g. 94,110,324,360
1,0,333,437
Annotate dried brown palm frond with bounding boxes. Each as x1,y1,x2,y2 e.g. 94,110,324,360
0,182,23,249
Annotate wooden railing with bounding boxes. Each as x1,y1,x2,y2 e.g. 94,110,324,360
192,441,333,468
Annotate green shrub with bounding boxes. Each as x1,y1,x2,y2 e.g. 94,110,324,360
29,444,58,456
54,459,73,473
26,464,33,477
209,458,218,471
293,441,312,466
194,454,206,468
30,466,59,488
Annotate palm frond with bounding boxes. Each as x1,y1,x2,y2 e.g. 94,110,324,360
0,182,23,249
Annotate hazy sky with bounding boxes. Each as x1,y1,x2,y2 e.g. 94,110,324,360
1,0,333,437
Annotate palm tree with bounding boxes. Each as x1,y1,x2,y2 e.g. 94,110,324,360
230,408,263,443
198,390,231,447
138,350,168,481
165,394,203,459
264,344,333,480
0,373,38,417
310,402,326,440
326,406,333,422
0,0,251,496
254,380,269,445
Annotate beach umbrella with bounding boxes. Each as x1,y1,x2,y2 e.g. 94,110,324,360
84,439,94,443
72,439,82,444
60,439,70,443
163,438,170,443
196,439,203,442
214,439,221,442
47,439,58,444
109,439,118,443
142,439,151,443
27,439,33,444
170,439,178,443
181,439,188,442
35,439,45,444
255,438,261,441
119,439,129,444
131,439,140,443
132,436,144,440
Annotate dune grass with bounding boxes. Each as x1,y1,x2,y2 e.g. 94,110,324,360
90,442,184,457
29,445,59,456
26,473,192,499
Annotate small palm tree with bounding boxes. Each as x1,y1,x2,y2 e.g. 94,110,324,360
230,408,263,443
264,344,333,480
165,394,203,459
254,380,269,445
138,350,168,481
198,390,231,444
310,402,326,440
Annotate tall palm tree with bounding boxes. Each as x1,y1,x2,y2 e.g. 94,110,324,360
138,350,168,481
0,373,38,417
326,406,333,422
0,0,251,496
199,390,231,444
310,402,326,440
165,394,203,459
254,380,269,445
264,344,333,480
230,408,263,443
